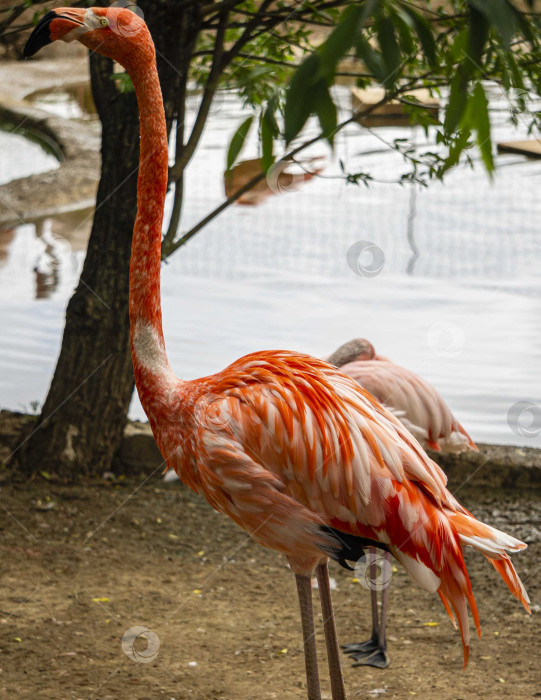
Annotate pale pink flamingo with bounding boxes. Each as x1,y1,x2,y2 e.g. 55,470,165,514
327,338,478,668
25,12,530,700
328,338,478,454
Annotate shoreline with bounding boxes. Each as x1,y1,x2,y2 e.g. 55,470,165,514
1,408,540,489
0,56,99,228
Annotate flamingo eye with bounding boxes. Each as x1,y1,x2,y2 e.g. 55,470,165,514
99,17,109,27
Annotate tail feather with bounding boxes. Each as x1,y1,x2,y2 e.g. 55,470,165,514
437,589,457,629
451,511,526,556
398,506,528,666
437,541,481,658
489,555,531,612
435,509,530,665
457,421,479,451
439,562,472,669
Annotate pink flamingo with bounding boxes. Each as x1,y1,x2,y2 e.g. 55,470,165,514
327,338,478,668
25,12,530,700
328,338,478,454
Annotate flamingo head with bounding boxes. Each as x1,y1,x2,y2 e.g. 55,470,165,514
327,338,376,367
24,7,151,69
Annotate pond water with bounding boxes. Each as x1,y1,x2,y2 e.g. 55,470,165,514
0,128,59,185
0,87,540,448
27,82,96,120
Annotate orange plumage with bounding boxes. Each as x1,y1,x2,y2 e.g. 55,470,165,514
154,350,529,662
24,9,530,697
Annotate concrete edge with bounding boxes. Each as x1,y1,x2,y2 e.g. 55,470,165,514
1,410,540,489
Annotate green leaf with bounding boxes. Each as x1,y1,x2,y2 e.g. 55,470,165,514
226,115,253,173
471,81,494,173
284,53,320,144
393,9,415,55
399,3,436,66
260,117,274,173
260,100,278,172
467,6,489,67
111,72,134,93
441,127,472,175
376,15,401,85
318,4,368,79
356,36,387,84
506,53,525,90
468,0,516,47
509,4,536,48
449,29,469,62
313,81,337,145
444,73,468,133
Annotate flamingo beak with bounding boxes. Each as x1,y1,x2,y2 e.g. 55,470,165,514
24,8,86,58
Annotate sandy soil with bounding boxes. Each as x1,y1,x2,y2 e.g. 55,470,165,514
1,472,540,700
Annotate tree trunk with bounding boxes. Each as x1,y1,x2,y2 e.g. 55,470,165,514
17,0,198,478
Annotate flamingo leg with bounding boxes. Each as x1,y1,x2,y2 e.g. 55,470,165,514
342,549,379,657
295,573,322,700
342,550,391,669
316,561,347,700
377,552,391,649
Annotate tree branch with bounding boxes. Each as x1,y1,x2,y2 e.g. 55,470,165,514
169,4,231,181
165,71,442,257
162,6,199,248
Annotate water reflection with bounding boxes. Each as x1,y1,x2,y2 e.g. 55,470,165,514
0,89,540,447
406,185,419,276
0,228,16,266
0,208,90,301
0,129,59,186
27,82,97,120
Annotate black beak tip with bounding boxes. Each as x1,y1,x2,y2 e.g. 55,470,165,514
23,11,57,59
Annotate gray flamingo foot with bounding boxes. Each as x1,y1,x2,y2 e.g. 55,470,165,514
351,646,390,669
341,633,379,656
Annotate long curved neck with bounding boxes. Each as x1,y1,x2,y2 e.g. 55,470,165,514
127,51,175,401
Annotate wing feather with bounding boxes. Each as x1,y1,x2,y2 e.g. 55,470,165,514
181,349,525,666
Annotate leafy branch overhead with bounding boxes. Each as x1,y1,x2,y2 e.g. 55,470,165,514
2,0,541,249
226,0,541,184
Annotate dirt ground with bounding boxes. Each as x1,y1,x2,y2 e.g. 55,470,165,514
1,470,540,700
